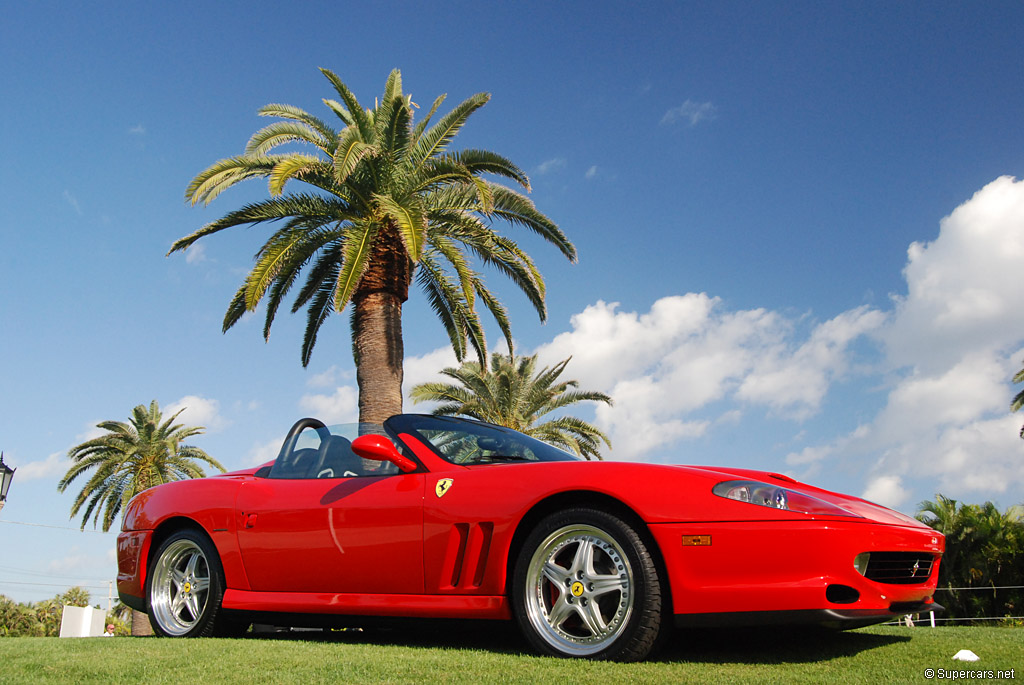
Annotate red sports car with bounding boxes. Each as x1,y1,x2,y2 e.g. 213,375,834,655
117,414,943,661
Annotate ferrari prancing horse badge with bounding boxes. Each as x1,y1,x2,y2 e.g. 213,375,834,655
435,478,454,498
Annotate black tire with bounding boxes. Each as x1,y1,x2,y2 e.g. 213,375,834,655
145,529,228,638
511,507,664,661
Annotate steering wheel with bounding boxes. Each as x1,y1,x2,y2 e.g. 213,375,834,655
271,418,331,478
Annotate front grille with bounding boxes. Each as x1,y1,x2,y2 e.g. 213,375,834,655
864,552,935,584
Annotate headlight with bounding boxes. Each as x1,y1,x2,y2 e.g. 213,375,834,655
712,480,861,517
715,482,788,509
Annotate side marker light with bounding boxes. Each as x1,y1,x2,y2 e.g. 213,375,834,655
681,535,712,546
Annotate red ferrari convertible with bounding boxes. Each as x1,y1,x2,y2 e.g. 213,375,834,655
117,414,943,661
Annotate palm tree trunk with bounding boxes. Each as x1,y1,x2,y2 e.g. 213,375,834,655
352,223,410,425
130,608,153,636
353,290,405,425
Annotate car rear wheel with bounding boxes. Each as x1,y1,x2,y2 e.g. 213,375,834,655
512,508,664,661
146,529,226,637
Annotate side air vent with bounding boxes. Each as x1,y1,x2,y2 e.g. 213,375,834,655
441,522,495,590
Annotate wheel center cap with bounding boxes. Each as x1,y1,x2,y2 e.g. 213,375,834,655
182,582,192,594
570,581,585,597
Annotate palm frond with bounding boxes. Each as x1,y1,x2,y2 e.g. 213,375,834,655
319,68,373,141
269,154,326,196
256,103,340,150
170,194,350,254
333,126,375,185
447,149,531,190
185,154,282,206
245,120,333,156
332,223,377,313
412,93,447,140
374,194,427,262
411,92,490,168
300,261,341,367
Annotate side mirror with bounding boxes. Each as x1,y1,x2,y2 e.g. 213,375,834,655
351,434,418,473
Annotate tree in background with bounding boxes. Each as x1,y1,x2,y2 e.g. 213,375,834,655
170,68,573,424
58,400,224,634
59,401,223,531
0,595,42,637
33,587,92,637
916,494,1024,621
411,352,612,459
0,587,93,637
1012,361,1024,438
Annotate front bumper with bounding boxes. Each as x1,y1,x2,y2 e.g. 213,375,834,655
649,519,943,626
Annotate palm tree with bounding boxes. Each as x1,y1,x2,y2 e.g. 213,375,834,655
917,495,1024,621
411,352,612,459
58,400,224,636
1012,361,1024,438
58,400,224,531
170,68,574,424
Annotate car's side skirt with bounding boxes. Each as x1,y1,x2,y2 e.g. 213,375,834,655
221,589,511,620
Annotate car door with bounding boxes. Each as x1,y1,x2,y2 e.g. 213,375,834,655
234,457,424,595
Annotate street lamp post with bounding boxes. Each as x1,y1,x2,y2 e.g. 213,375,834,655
0,452,15,513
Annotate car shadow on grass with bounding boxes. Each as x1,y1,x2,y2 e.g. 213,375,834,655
241,621,908,664
657,626,910,664
246,619,528,653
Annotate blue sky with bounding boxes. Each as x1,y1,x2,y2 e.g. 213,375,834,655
2,1,1023,605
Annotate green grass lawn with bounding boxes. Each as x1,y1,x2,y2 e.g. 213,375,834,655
0,624,1019,684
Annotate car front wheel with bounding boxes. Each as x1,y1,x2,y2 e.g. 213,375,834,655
146,529,226,637
512,508,664,661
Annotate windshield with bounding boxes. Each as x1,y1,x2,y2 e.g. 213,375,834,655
386,414,581,465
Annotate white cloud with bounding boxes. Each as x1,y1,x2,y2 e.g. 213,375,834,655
76,423,107,442
786,443,833,467
63,190,82,216
661,100,717,126
166,395,226,432
128,123,146,135
736,306,886,419
184,243,207,265
534,294,878,460
536,157,567,174
788,177,1024,506
884,176,1024,372
862,475,910,509
585,165,598,179
298,347,460,423
299,385,358,424
876,354,1008,439
306,365,353,388
245,437,283,467
7,451,65,482
403,347,460,396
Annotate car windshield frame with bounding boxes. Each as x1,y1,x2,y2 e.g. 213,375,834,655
385,414,581,466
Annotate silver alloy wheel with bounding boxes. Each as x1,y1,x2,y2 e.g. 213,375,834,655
523,523,635,656
150,538,212,636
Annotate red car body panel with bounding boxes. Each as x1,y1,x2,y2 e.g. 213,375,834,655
233,474,424,594
651,520,941,617
117,422,944,630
